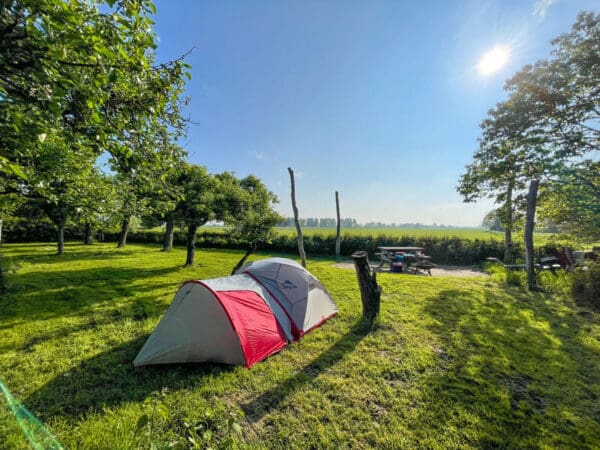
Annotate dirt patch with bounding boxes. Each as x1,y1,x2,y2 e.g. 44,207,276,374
331,261,488,278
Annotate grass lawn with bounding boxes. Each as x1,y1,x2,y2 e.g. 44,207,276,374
1,243,599,449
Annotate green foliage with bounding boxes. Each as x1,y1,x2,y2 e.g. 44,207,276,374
0,257,6,295
1,0,190,253
481,208,504,231
0,243,599,448
484,262,525,287
459,12,600,288
176,165,216,228
221,174,284,250
570,262,600,309
538,161,600,243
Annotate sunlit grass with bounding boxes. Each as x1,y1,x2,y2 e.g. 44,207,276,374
1,242,598,448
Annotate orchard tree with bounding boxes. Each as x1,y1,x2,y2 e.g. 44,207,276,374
221,175,284,275
141,149,186,252
1,1,190,232
1,0,190,172
176,164,217,266
17,134,101,254
74,171,117,245
111,138,187,248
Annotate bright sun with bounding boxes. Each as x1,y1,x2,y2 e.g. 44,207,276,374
477,45,511,76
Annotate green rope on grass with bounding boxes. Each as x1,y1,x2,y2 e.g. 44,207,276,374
0,378,64,450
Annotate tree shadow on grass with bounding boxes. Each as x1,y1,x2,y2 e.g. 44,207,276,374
2,243,149,264
25,336,234,421
2,265,183,326
24,318,371,424
240,319,372,422
0,286,176,354
414,288,600,448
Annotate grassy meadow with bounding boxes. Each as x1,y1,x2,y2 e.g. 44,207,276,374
198,226,557,247
1,242,599,448
273,227,504,239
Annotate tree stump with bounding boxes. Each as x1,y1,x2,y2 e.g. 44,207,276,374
352,251,381,322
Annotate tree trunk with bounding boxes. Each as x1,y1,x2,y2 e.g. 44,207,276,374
117,217,130,248
503,180,514,264
0,256,6,295
162,215,174,252
335,191,341,258
524,179,540,291
57,220,66,255
0,218,3,246
231,244,257,275
352,251,381,323
84,222,93,245
288,167,306,268
185,223,198,266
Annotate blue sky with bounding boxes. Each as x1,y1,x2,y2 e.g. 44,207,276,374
152,0,597,226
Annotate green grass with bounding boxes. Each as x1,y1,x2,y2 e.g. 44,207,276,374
1,243,599,448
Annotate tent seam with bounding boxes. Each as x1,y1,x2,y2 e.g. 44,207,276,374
243,271,301,340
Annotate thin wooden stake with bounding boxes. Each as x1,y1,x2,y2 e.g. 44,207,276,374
288,167,306,268
335,191,341,258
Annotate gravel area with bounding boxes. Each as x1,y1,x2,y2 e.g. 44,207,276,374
331,261,488,277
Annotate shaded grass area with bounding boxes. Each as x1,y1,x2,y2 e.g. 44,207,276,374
1,242,599,448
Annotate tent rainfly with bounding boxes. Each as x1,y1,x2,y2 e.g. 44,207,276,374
134,258,338,368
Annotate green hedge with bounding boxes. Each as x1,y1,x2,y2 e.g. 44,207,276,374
4,226,562,266
98,230,541,265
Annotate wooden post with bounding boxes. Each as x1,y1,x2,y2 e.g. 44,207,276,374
352,251,381,322
288,167,307,268
335,191,341,258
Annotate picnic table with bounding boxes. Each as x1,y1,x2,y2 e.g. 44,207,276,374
375,246,436,275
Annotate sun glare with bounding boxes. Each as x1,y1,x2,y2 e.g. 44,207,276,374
477,45,511,76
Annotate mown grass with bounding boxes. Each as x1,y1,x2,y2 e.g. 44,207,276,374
1,243,599,449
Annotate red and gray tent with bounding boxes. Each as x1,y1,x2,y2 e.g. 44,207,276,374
133,258,338,368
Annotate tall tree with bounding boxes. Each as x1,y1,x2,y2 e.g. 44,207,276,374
458,144,524,263
141,150,186,252
16,133,100,255
222,175,283,275
176,164,216,266
459,12,599,289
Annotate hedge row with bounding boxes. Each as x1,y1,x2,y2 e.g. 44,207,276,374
90,230,559,265
4,225,561,266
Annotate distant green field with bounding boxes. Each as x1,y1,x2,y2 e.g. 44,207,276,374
274,227,504,240
199,226,553,244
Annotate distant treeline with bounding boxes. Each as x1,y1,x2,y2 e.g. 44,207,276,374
278,217,466,229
